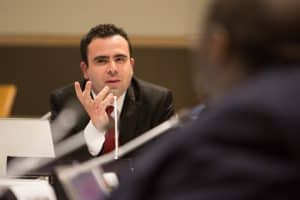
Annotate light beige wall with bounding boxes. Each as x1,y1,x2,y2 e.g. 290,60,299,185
0,0,208,37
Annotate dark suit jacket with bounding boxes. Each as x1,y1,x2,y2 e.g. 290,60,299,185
111,66,300,200
45,77,174,199
49,76,175,164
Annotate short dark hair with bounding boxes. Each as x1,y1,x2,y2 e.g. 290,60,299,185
207,0,300,67
80,24,133,65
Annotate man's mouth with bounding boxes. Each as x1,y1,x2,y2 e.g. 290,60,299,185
106,80,120,83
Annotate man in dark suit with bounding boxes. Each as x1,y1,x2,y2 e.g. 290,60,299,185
110,0,300,199
47,24,174,199
50,24,174,163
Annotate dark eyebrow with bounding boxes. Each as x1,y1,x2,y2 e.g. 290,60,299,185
93,55,109,62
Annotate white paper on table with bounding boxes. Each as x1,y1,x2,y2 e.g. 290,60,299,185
0,118,55,176
0,178,57,200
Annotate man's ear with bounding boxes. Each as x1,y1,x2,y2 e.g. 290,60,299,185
130,58,135,69
209,28,229,65
80,61,89,79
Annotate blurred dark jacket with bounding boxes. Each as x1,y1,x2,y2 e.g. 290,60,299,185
111,66,300,200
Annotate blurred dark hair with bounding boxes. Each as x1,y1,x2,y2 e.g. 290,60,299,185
80,24,133,65
208,0,300,68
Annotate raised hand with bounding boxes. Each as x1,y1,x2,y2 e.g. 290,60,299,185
74,81,114,131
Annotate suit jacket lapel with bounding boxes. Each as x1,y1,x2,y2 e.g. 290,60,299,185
119,84,139,144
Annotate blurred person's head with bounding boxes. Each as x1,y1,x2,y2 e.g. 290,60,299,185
194,0,300,102
80,24,134,97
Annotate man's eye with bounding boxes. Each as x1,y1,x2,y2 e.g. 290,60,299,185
115,57,127,63
96,59,108,64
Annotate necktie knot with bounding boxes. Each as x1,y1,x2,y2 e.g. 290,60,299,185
106,105,114,115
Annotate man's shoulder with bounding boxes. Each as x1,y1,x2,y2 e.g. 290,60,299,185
204,67,300,134
51,83,74,98
51,80,85,101
132,77,171,97
224,67,300,109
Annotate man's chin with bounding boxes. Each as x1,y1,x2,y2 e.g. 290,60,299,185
109,88,119,96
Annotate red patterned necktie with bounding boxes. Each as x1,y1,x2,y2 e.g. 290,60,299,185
102,106,117,154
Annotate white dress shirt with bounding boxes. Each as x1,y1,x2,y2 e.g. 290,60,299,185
84,92,126,156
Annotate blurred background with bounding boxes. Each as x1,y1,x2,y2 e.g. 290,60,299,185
0,0,209,117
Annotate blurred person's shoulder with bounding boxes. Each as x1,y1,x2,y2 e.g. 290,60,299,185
220,66,300,113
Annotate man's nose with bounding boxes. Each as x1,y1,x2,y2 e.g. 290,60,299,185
107,60,118,74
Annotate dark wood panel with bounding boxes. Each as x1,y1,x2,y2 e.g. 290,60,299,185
0,35,189,48
0,46,198,117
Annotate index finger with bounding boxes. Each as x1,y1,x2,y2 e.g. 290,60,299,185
94,86,111,103
74,81,84,102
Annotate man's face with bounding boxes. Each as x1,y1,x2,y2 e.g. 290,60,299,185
81,35,134,97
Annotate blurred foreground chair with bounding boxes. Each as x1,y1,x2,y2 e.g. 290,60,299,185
0,84,17,117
